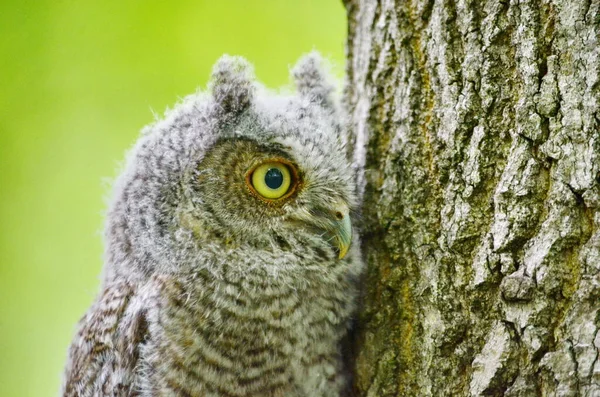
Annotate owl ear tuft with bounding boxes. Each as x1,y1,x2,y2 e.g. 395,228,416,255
210,55,255,115
292,51,335,108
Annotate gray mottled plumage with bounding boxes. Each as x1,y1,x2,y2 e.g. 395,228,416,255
62,53,362,397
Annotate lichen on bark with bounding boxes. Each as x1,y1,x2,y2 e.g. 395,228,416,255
344,0,600,395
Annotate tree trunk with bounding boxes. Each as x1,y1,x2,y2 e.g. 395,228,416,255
343,0,600,395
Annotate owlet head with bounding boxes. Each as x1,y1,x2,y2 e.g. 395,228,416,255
105,52,356,277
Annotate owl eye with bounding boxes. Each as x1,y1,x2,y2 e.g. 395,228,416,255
249,161,293,200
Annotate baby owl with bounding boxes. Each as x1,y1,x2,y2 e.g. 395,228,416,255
62,53,362,397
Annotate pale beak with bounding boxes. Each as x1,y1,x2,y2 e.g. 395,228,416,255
332,204,352,259
287,200,352,259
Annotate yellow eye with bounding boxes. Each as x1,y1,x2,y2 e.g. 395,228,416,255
249,161,293,200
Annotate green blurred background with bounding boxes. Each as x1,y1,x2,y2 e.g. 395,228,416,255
0,1,346,395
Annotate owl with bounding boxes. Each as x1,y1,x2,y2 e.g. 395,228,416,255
62,53,362,397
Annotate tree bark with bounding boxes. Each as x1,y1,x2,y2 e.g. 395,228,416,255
344,0,600,395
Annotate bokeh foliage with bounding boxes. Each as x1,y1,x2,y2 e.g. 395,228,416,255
0,2,345,395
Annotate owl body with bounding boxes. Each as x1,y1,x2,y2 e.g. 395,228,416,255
63,54,362,397
139,245,358,397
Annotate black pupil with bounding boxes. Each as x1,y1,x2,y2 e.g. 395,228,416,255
265,168,284,189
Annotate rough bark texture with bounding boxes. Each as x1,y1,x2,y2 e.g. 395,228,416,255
344,0,600,395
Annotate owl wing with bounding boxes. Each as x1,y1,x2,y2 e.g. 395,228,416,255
62,281,148,397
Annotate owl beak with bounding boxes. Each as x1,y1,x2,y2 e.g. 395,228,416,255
289,201,352,259
332,205,352,259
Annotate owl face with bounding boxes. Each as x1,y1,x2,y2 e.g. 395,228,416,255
105,53,356,275
191,118,354,260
